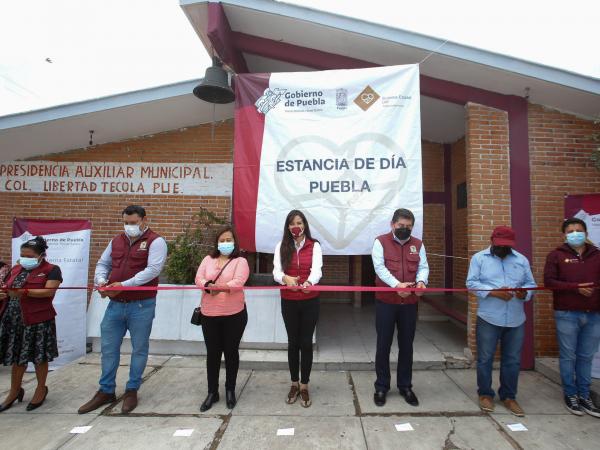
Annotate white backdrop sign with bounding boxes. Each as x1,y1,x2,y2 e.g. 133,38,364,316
233,64,422,255
0,161,232,196
12,219,91,368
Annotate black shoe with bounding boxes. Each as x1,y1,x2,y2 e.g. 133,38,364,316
226,390,236,409
399,388,419,406
579,396,600,418
0,388,24,413
26,386,48,411
565,395,584,416
200,392,219,412
373,391,386,407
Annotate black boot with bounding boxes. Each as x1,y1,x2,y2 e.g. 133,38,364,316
200,392,219,412
226,390,236,409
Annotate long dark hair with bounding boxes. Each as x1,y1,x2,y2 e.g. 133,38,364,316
209,225,241,259
279,210,318,270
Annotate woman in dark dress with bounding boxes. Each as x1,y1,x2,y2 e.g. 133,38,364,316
0,236,62,412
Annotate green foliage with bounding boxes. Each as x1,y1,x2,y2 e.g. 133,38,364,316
165,208,226,284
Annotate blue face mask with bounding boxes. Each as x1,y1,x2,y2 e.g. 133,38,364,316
218,242,235,256
566,231,586,247
20,257,41,270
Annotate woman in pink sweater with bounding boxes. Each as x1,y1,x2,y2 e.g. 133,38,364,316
195,225,249,412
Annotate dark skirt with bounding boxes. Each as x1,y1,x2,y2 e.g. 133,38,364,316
0,297,58,366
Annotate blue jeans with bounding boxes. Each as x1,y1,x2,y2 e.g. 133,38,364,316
554,310,600,398
99,298,156,393
476,316,524,400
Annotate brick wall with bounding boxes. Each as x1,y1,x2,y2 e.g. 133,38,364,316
423,204,445,288
529,104,600,357
422,140,445,288
422,140,445,192
465,102,512,354
451,137,468,290
0,121,234,287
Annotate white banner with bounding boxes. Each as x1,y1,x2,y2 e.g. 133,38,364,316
252,65,422,255
12,220,91,368
0,161,232,196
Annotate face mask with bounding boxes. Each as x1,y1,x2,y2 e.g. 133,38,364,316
491,246,512,259
394,227,412,241
124,224,142,238
20,257,40,270
218,242,235,256
566,231,586,247
290,226,303,238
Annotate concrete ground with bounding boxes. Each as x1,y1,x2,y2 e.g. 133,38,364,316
1,355,599,449
315,302,469,370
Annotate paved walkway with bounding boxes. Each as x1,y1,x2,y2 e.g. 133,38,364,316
1,355,598,449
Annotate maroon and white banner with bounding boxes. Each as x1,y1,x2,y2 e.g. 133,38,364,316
12,219,91,368
234,65,422,255
565,193,600,248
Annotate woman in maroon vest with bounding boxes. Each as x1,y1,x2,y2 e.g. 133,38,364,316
273,210,323,407
0,236,62,412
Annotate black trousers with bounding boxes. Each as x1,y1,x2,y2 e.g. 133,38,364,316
201,307,248,393
281,297,320,384
374,300,417,393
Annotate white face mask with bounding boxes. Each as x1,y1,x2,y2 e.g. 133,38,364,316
124,224,142,238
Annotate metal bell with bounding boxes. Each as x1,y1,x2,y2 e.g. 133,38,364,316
193,58,235,104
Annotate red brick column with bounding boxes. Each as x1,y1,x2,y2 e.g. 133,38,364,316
465,102,512,356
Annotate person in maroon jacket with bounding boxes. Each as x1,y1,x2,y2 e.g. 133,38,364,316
273,210,323,408
372,208,429,407
0,236,62,412
79,205,167,415
544,217,600,418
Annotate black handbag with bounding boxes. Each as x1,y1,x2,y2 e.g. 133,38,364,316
190,258,235,326
190,307,203,326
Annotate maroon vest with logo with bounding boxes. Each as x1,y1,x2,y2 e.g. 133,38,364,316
375,233,422,305
108,228,161,301
2,260,59,325
282,238,319,301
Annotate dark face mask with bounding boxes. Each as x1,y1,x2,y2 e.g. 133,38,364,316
394,227,412,241
491,246,512,259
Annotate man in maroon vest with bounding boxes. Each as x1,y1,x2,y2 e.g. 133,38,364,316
372,208,429,407
78,205,167,415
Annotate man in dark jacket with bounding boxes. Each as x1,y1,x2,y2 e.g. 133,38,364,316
78,205,167,415
371,208,429,407
544,217,600,418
